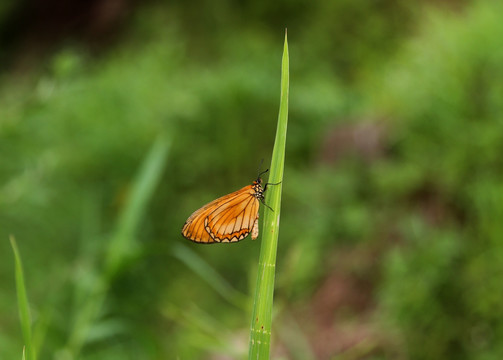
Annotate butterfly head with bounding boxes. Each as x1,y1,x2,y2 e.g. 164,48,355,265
253,168,281,207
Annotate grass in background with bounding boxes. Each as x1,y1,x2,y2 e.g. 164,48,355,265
171,243,249,310
9,136,169,359
249,30,289,359
65,135,170,356
10,236,36,360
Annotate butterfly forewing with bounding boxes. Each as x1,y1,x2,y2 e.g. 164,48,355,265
182,183,262,244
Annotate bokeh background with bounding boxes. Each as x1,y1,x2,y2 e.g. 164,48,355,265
1,0,503,359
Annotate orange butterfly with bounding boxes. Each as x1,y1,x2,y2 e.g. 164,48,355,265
182,170,278,244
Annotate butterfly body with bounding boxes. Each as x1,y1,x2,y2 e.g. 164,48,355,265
182,178,266,244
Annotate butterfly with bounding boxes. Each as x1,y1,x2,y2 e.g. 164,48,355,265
182,169,278,244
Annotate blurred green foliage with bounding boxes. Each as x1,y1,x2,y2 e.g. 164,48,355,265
371,2,503,359
1,0,502,359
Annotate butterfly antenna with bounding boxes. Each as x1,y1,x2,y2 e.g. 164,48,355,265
257,158,264,174
256,159,270,180
258,168,269,179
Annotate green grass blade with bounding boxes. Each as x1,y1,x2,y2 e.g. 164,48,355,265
106,134,171,277
10,236,36,360
249,30,289,359
66,135,170,355
172,243,249,309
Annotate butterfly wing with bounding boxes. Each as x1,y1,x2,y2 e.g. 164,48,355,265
182,185,260,243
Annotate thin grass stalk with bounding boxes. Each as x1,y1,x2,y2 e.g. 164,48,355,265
66,135,170,355
105,135,171,278
249,30,289,359
172,243,249,309
10,236,36,360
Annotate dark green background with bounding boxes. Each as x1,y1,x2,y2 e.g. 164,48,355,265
1,0,502,359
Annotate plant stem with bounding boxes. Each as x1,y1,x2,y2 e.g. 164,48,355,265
249,30,289,360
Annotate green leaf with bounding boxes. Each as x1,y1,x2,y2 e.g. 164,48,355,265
249,30,289,359
106,134,171,277
66,135,170,356
10,236,36,360
172,243,249,309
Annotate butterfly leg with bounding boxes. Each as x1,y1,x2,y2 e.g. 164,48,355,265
264,181,282,191
261,181,281,212
260,198,274,212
